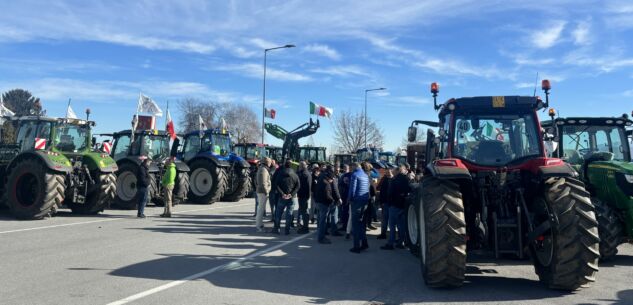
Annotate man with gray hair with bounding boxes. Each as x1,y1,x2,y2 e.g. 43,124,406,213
255,157,272,232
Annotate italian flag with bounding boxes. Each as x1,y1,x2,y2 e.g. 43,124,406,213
309,101,333,118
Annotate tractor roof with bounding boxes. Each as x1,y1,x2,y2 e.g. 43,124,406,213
234,143,266,147
184,128,230,137
8,115,94,126
440,96,543,115
542,117,633,128
105,129,169,137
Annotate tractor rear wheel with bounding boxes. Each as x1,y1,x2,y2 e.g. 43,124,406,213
113,163,141,210
6,159,65,220
222,167,251,202
150,173,164,207
173,172,190,205
70,172,116,214
419,177,467,288
188,159,227,204
593,197,624,261
531,177,599,290
405,192,421,256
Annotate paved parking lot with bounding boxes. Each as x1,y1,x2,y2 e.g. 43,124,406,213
1,198,632,305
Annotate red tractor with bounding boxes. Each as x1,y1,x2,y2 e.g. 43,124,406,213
405,81,599,290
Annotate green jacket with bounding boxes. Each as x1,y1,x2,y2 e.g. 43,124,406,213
162,162,176,187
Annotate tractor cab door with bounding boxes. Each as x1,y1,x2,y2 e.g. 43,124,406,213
16,120,53,151
182,134,201,162
425,129,437,167
112,134,131,161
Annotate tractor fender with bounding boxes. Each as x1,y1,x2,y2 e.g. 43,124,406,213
174,160,190,173
537,162,577,179
427,159,472,180
227,154,250,169
82,152,118,173
187,155,230,168
7,151,72,174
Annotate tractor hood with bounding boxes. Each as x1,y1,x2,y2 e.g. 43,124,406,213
588,160,633,175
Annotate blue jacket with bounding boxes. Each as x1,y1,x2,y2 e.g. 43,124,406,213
348,168,369,202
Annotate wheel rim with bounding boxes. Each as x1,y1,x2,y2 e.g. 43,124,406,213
533,198,554,266
419,198,426,264
15,173,39,207
408,204,419,246
116,171,137,201
191,168,213,196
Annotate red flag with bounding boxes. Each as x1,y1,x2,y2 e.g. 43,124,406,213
265,108,276,119
166,109,176,140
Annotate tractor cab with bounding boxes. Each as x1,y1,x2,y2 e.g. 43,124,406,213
334,153,356,166
265,145,283,163
299,146,327,165
234,143,268,162
378,151,397,168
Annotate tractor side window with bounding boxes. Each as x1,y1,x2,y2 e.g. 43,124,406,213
113,135,131,160
594,130,610,153
36,122,52,149
183,135,200,161
17,121,38,151
608,128,625,161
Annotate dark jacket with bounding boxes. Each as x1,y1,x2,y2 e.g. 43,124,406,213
270,166,281,196
331,176,341,202
275,167,300,197
378,176,392,204
338,172,352,204
297,168,312,199
314,176,334,205
311,171,320,195
138,162,150,188
388,173,411,209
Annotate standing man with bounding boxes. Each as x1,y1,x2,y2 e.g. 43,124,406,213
309,164,321,224
377,169,394,239
269,159,280,222
273,160,300,235
296,161,312,234
255,157,272,232
160,157,177,218
338,165,352,238
315,171,336,244
137,159,151,218
381,163,411,250
348,162,370,253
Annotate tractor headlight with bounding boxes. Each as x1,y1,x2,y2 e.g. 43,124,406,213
625,174,633,184
99,160,106,168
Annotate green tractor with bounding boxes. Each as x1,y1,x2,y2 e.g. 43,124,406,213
543,115,633,260
0,115,117,219
103,130,190,209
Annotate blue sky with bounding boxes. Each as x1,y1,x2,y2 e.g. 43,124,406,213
1,0,633,152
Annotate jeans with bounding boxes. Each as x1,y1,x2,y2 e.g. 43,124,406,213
275,197,295,232
380,203,390,235
298,197,310,228
388,206,405,246
255,193,269,228
137,187,149,216
351,199,368,249
309,196,317,220
317,203,337,241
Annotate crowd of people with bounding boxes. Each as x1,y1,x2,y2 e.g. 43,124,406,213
253,157,414,253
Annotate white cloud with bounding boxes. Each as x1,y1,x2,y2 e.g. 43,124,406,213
572,20,591,45
302,44,341,60
515,82,535,89
564,49,633,72
385,96,431,107
310,65,369,77
214,63,312,82
623,89,633,97
531,21,566,49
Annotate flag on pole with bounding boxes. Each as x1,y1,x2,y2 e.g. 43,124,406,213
220,117,228,133
66,99,78,119
264,108,276,119
309,101,333,118
137,93,163,117
165,108,176,140
0,94,14,116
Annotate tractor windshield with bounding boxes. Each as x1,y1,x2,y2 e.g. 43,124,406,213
246,146,267,160
54,124,89,153
140,135,169,160
357,149,378,162
560,125,630,163
202,134,232,156
452,113,541,166
379,153,395,164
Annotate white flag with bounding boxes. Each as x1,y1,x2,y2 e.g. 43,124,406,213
198,115,206,130
137,93,163,117
0,95,14,116
66,104,78,119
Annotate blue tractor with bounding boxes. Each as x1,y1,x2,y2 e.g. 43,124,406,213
180,129,250,203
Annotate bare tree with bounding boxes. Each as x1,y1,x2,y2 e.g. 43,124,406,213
177,98,220,134
332,110,384,153
218,103,261,143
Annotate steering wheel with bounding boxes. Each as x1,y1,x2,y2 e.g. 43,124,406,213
578,148,592,157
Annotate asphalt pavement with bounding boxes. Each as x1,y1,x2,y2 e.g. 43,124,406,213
1,198,632,305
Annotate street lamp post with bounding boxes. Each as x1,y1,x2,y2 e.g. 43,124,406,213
262,44,295,144
364,87,386,148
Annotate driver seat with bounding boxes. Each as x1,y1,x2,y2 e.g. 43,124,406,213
472,140,509,164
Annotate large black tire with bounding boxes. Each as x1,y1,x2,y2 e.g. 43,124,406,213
405,191,421,256
173,172,190,205
6,159,66,220
419,177,467,288
69,172,116,215
593,197,624,261
149,173,164,207
113,163,142,210
222,167,251,202
188,159,228,204
530,177,599,290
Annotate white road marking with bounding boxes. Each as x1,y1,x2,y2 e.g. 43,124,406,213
0,203,252,235
106,232,314,305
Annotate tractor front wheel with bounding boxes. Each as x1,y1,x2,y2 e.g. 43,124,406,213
69,172,116,214
405,193,421,257
418,177,467,288
188,159,227,204
6,159,66,220
173,172,190,205
594,197,624,261
531,177,599,290
222,167,251,202
113,163,142,210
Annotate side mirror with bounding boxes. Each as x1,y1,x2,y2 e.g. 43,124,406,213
92,137,97,146
407,126,417,142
